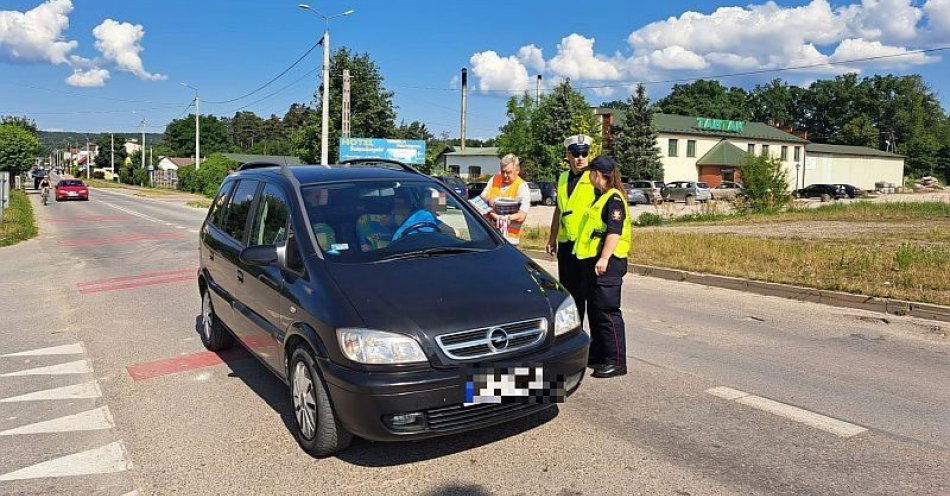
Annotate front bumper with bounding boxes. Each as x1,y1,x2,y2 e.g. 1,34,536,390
318,330,589,441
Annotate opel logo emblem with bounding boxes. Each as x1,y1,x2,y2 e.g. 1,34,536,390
487,327,510,351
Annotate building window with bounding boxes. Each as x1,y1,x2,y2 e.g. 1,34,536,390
794,146,801,162
668,139,678,157
781,145,788,161
761,144,770,157
747,143,755,155
686,140,696,158
467,166,481,178
449,165,460,175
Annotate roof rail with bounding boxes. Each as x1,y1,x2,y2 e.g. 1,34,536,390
236,161,283,171
337,158,422,175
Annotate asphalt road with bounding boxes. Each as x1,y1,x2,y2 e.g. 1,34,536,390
0,183,947,495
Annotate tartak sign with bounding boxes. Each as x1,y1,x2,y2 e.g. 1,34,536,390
696,117,745,133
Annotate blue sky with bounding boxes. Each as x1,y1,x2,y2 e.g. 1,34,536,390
1,0,948,137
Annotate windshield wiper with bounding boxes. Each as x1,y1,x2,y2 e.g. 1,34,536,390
377,246,487,262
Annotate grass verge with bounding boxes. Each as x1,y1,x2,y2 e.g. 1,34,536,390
0,190,38,247
187,198,212,209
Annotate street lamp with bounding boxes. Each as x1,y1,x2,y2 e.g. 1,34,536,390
298,3,355,165
180,82,201,170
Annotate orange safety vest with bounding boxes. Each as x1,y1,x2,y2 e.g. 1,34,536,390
484,174,526,243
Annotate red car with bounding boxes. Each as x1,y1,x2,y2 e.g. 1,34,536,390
55,179,90,201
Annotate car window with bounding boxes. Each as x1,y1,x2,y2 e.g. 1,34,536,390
208,181,236,229
528,182,539,189
697,183,710,189
301,179,498,264
249,183,290,246
221,180,260,244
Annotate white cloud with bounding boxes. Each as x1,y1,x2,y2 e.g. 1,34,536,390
831,38,937,66
641,46,709,70
923,0,950,41
705,52,760,69
838,0,922,42
66,67,110,87
469,50,530,92
548,34,623,81
92,19,165,81
517,44,545,71
0,0,77,64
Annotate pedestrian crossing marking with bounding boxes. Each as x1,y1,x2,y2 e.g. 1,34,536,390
0,360,93,377
0,382,102,402
0,406,114,435
0,441,132,481
1,343,85,357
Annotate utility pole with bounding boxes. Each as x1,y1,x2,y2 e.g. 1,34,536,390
85,138,90,179
195,93,201,170
341,69,351,138
536,74,542,106
110,133,115,177
321,29,330,164
460,68,468,152
141,119,147,170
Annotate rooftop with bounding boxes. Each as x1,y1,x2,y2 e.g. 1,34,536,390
221,153,303,165
805,143,903,158
441,146,499,157
595,109,808,143
696,139,749,167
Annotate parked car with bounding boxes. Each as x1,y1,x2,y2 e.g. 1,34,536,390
467,182,487,199
434,175,468,198
833,184,863,199
526,182,543,204
55,179,89,201
628,180,667,203
710,181,746,201
623,184,649,204
198,160,589,456
536,181,557,206
666,181,712,204
794,184,847,201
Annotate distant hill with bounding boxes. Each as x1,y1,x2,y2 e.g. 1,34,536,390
37,131,164,153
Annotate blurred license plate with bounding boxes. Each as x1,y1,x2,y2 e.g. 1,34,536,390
464,366,563,406
68,192,77,196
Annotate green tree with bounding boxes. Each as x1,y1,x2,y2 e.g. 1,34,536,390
656,80,752,120
162,114,232,157
610,85,664,181
839,115,878,148
295,47,397,163
497,94,537,176
530,80,599,180
93,134,129,169
231,111,265,151
749,79,807,128
393,121,434,141
741,154,790,212
1,115,39,135
0,124,40,175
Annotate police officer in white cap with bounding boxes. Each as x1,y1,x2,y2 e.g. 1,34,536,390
546,135,598,340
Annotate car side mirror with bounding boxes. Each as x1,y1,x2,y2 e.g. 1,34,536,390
239,245,278,267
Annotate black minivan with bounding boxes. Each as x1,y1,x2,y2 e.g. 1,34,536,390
198,160,589,456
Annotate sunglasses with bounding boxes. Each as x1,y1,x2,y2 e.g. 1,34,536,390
568,145,590,158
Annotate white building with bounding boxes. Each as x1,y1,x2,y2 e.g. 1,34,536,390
594,110,904,191
156,157,195,171
437,147,499,180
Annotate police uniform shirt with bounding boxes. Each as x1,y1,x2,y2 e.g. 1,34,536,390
566,169,585,196
602,194,626,235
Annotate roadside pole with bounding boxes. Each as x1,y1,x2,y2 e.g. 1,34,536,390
460,68,468,152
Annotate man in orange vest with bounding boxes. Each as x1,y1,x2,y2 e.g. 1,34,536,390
479,153,531,245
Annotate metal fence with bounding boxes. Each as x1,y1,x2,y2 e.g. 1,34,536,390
151,169,179,190
0,172,10,219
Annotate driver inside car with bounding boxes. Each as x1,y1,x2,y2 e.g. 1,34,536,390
358,188,456,251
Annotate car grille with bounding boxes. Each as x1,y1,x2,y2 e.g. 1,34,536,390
435,318,547,360
425,402,550,432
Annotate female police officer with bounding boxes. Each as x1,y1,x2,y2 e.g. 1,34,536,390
573,156,630,378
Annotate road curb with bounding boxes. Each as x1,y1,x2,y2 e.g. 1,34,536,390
521,249,950,323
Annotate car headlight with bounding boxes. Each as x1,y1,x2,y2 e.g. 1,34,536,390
553,296,581,336
336,328,428,365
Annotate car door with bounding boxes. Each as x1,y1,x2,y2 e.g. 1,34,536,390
216,179,261,343
202,180,237,325
239,181,292,371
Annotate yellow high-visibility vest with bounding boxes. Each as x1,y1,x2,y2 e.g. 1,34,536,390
556,170,596,243
573,188,631,260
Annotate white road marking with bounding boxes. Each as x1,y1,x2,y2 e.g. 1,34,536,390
0,382,102,402
0,441,132,481
1,343,85,357
0,406,114,435
95,199,164,224
706,386,867,438
1,360,93,377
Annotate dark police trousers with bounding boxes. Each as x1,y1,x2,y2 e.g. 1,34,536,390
557,241,589,325
584,255,627,367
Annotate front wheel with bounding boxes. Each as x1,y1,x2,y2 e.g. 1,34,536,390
200,290,233,351
289,346,352,457
544,197,555,206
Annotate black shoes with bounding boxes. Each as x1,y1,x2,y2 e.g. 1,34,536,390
591,364,627,378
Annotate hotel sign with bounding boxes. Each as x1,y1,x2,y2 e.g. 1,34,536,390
696,117,745,133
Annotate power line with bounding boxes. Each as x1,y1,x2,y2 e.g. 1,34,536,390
388,46,950,93
5,82,181,105
0,103,191,116
229,68,319,114
204,40,322,104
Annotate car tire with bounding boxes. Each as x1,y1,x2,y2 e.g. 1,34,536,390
289,346,352,457
820,193,832,202
544,197,555,206
685,195,695,206
200,290,234,351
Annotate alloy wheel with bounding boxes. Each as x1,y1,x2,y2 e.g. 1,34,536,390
292,361,318,440
201,292,213,340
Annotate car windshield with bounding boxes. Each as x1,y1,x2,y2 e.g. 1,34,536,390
59,180,84,186
301,180,498,264
697,182,710,188
439,176,465,188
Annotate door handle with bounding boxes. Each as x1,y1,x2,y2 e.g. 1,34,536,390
236,270,244,283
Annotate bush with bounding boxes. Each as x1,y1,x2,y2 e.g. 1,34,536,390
195,154,238,198
0,189,37,247
635,212,665,227
177,164,198,193
132,167,149,187
91,170,106,180
741,154,790,212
